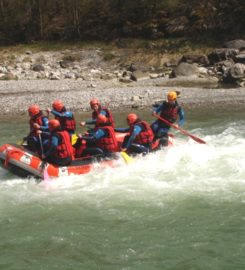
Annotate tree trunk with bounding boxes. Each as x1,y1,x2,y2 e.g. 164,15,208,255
0,0,4,17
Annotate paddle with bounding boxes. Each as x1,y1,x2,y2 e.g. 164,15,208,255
120,151,133,164
153,114,206,144
38,134,44,155
38,134,50,181
71,128,93,146
17,137,27,145
71,134,79,145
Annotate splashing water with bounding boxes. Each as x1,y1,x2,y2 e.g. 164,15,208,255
0,111,245,270
1,124,244,203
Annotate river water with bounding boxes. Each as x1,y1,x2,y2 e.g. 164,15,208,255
0,108,245,270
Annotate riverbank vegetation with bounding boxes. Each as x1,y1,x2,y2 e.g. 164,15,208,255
0,1,244,87
0,0,244,45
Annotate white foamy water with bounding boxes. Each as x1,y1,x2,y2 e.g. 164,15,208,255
1,123,245,207
1,111,245,270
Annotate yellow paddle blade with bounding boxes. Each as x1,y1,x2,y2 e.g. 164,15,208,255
120,151,133,164
17,138,27,145
71,134,79,145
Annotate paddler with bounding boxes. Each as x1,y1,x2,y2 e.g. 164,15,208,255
47,100,76,135
151,90,185,146
115,113,154,155
76,114,118,158
26,104,49,153
80,99,115,133
37,119,74,166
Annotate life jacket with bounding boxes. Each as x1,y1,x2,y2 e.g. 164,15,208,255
160,101,180,123
55,113,76,133
130,121,154,145
95,126,118,152
92,107,115,128
29,113,47,136
51,130,74,160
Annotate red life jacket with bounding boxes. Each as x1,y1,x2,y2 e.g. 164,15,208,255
29,113,47,136
95,126,118,152
92,107,115,128
52,131,74,160
55,114,76,133
130,121,154,145
160,101,180,123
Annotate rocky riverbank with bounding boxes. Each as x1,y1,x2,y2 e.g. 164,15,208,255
0,78,244,116
0,40,245,116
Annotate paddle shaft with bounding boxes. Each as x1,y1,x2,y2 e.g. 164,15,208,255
120,151,133,164
154,114,206,144
38,134,44,155
37,134,51,180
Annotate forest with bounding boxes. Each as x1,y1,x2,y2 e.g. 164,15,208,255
0,0,244,45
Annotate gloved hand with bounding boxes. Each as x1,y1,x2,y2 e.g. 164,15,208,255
33,123,40,129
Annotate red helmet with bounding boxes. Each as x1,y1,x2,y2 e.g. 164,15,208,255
48,119,60,131
96,114,108,125
127,113,138,125
52,100,64,112
90,98,100,107
28,105,40,116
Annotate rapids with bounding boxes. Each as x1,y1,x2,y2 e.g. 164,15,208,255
0,108,245,270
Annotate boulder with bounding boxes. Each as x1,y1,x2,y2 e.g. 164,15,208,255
131,70,149,81
32,64,45,72
214,59,234,74
171,62,200,77
223,39,245,50
59,60,74,69
223,63,245,83
235,53,245,64
208,49,239,64
180,54,209,66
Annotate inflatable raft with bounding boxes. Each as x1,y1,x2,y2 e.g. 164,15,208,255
0,143,125,179
0,134,173,180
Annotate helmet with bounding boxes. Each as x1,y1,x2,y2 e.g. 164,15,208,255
167,91,177,101
52,100,64,112
90,98,100,107
96,114,108,125
48,119,60,131
127,113,138,125
28,105,40,116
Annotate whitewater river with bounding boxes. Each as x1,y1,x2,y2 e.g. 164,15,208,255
0,108,245,270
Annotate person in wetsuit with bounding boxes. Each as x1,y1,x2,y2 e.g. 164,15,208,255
38,119,74,166
78,114,118,158
80,99,115,133
115,113,154,155
26,104,49,153
48,100,76,135
151,91,185,146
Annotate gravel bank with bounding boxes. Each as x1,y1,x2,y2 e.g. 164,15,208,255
0,78,245,116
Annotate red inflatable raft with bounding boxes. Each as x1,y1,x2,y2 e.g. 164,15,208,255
0,133,173,180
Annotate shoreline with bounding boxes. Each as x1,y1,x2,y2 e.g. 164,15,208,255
0,79,245,116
